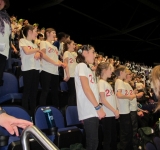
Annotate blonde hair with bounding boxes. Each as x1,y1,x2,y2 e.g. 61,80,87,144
151,65,160,111
96,62,113,77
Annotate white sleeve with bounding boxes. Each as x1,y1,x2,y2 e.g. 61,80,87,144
63,51,69,60
78,63,88,77
116,79,125,91
98,80,105,93
19,39,28,47
40,41,46,50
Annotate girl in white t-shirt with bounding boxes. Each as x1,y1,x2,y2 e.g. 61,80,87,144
63,40,77,105
96,62,119,150
75,45,105,150
124,69,143,150
19,25,41,116
39,28,65,107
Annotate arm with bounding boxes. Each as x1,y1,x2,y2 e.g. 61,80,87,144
21,46,39,55
63,57,70,81
11,43,18,53
80,76,106,119
40,49,62,66
116,89,136,100
100,92,119,118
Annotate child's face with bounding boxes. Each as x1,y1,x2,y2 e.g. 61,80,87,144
121,70,127,79
84,48,96,64
105,66,114,78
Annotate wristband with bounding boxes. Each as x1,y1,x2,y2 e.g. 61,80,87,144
95,104,101,110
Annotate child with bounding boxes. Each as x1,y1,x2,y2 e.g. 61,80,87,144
114,65,136,150
124,69,143,150
63,40,77,105
96,62,119,150
39,28,65,107
75,45,106,150
19,25,41,116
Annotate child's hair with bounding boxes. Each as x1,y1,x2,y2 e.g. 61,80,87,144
63,40,74,54
37,33,43,39
44,28,55,40
56,32,66,41
151,65,160,111
96,62,112,77
76,44,94,64
19,25,34,39
114,65,126,77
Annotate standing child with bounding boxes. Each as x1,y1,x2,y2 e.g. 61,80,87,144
96,62,119,150
124,69,143,150
75,45,106,150
39,28,65,107
19,25,41,116
114,65,136,150
63,40,77,105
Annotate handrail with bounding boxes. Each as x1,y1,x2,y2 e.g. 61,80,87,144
21,125,59,150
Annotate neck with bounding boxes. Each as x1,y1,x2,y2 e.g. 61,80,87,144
26,37,32,41
118,76,124,80
46,39,52,43
101,76,107,81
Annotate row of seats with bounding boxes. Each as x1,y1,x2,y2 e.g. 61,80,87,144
0,105,81,150
0,72,68,104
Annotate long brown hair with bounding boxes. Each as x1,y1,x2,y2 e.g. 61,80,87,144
76,44,94,64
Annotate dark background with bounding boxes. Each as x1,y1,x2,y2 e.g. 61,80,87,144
7,0,160,66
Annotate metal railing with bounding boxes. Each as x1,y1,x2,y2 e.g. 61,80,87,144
21,125,59,150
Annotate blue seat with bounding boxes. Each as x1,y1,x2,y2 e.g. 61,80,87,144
153,137,160,150
34,106,77,142
60,82,68,92
0,72,22,104
65,106,82,126
145,142,157,150
0,106,31,150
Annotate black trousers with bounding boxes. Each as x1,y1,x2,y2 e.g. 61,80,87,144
67,77,76,105
39,71,59,107
83,117,99,150
0,54,6,86
119,113,133,150
130,111,138,149
101,117,117,150
22,69,39,116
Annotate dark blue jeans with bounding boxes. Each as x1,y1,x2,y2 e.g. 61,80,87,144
83,117,99,150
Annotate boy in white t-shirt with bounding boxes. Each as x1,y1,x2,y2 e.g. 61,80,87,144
114,65,136,150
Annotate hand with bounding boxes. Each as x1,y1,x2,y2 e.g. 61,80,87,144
129,95,136,100
133,89,138,94
137,111,144,117
97,108,106,120
13,48,18,54
137,93,143,98
114,110,119,119
64,76,70,82
61,63,67,69
34,52,41,60
0,113,33,136
55,61,62,67
143,110,149,113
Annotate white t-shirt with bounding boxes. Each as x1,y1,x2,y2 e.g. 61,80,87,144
63,51,77,77
115,79,130,114
40,41,59,75
0,21,11,59
75,63,99,120
124,82,137,111
19,38,41,71
98,79,117,117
